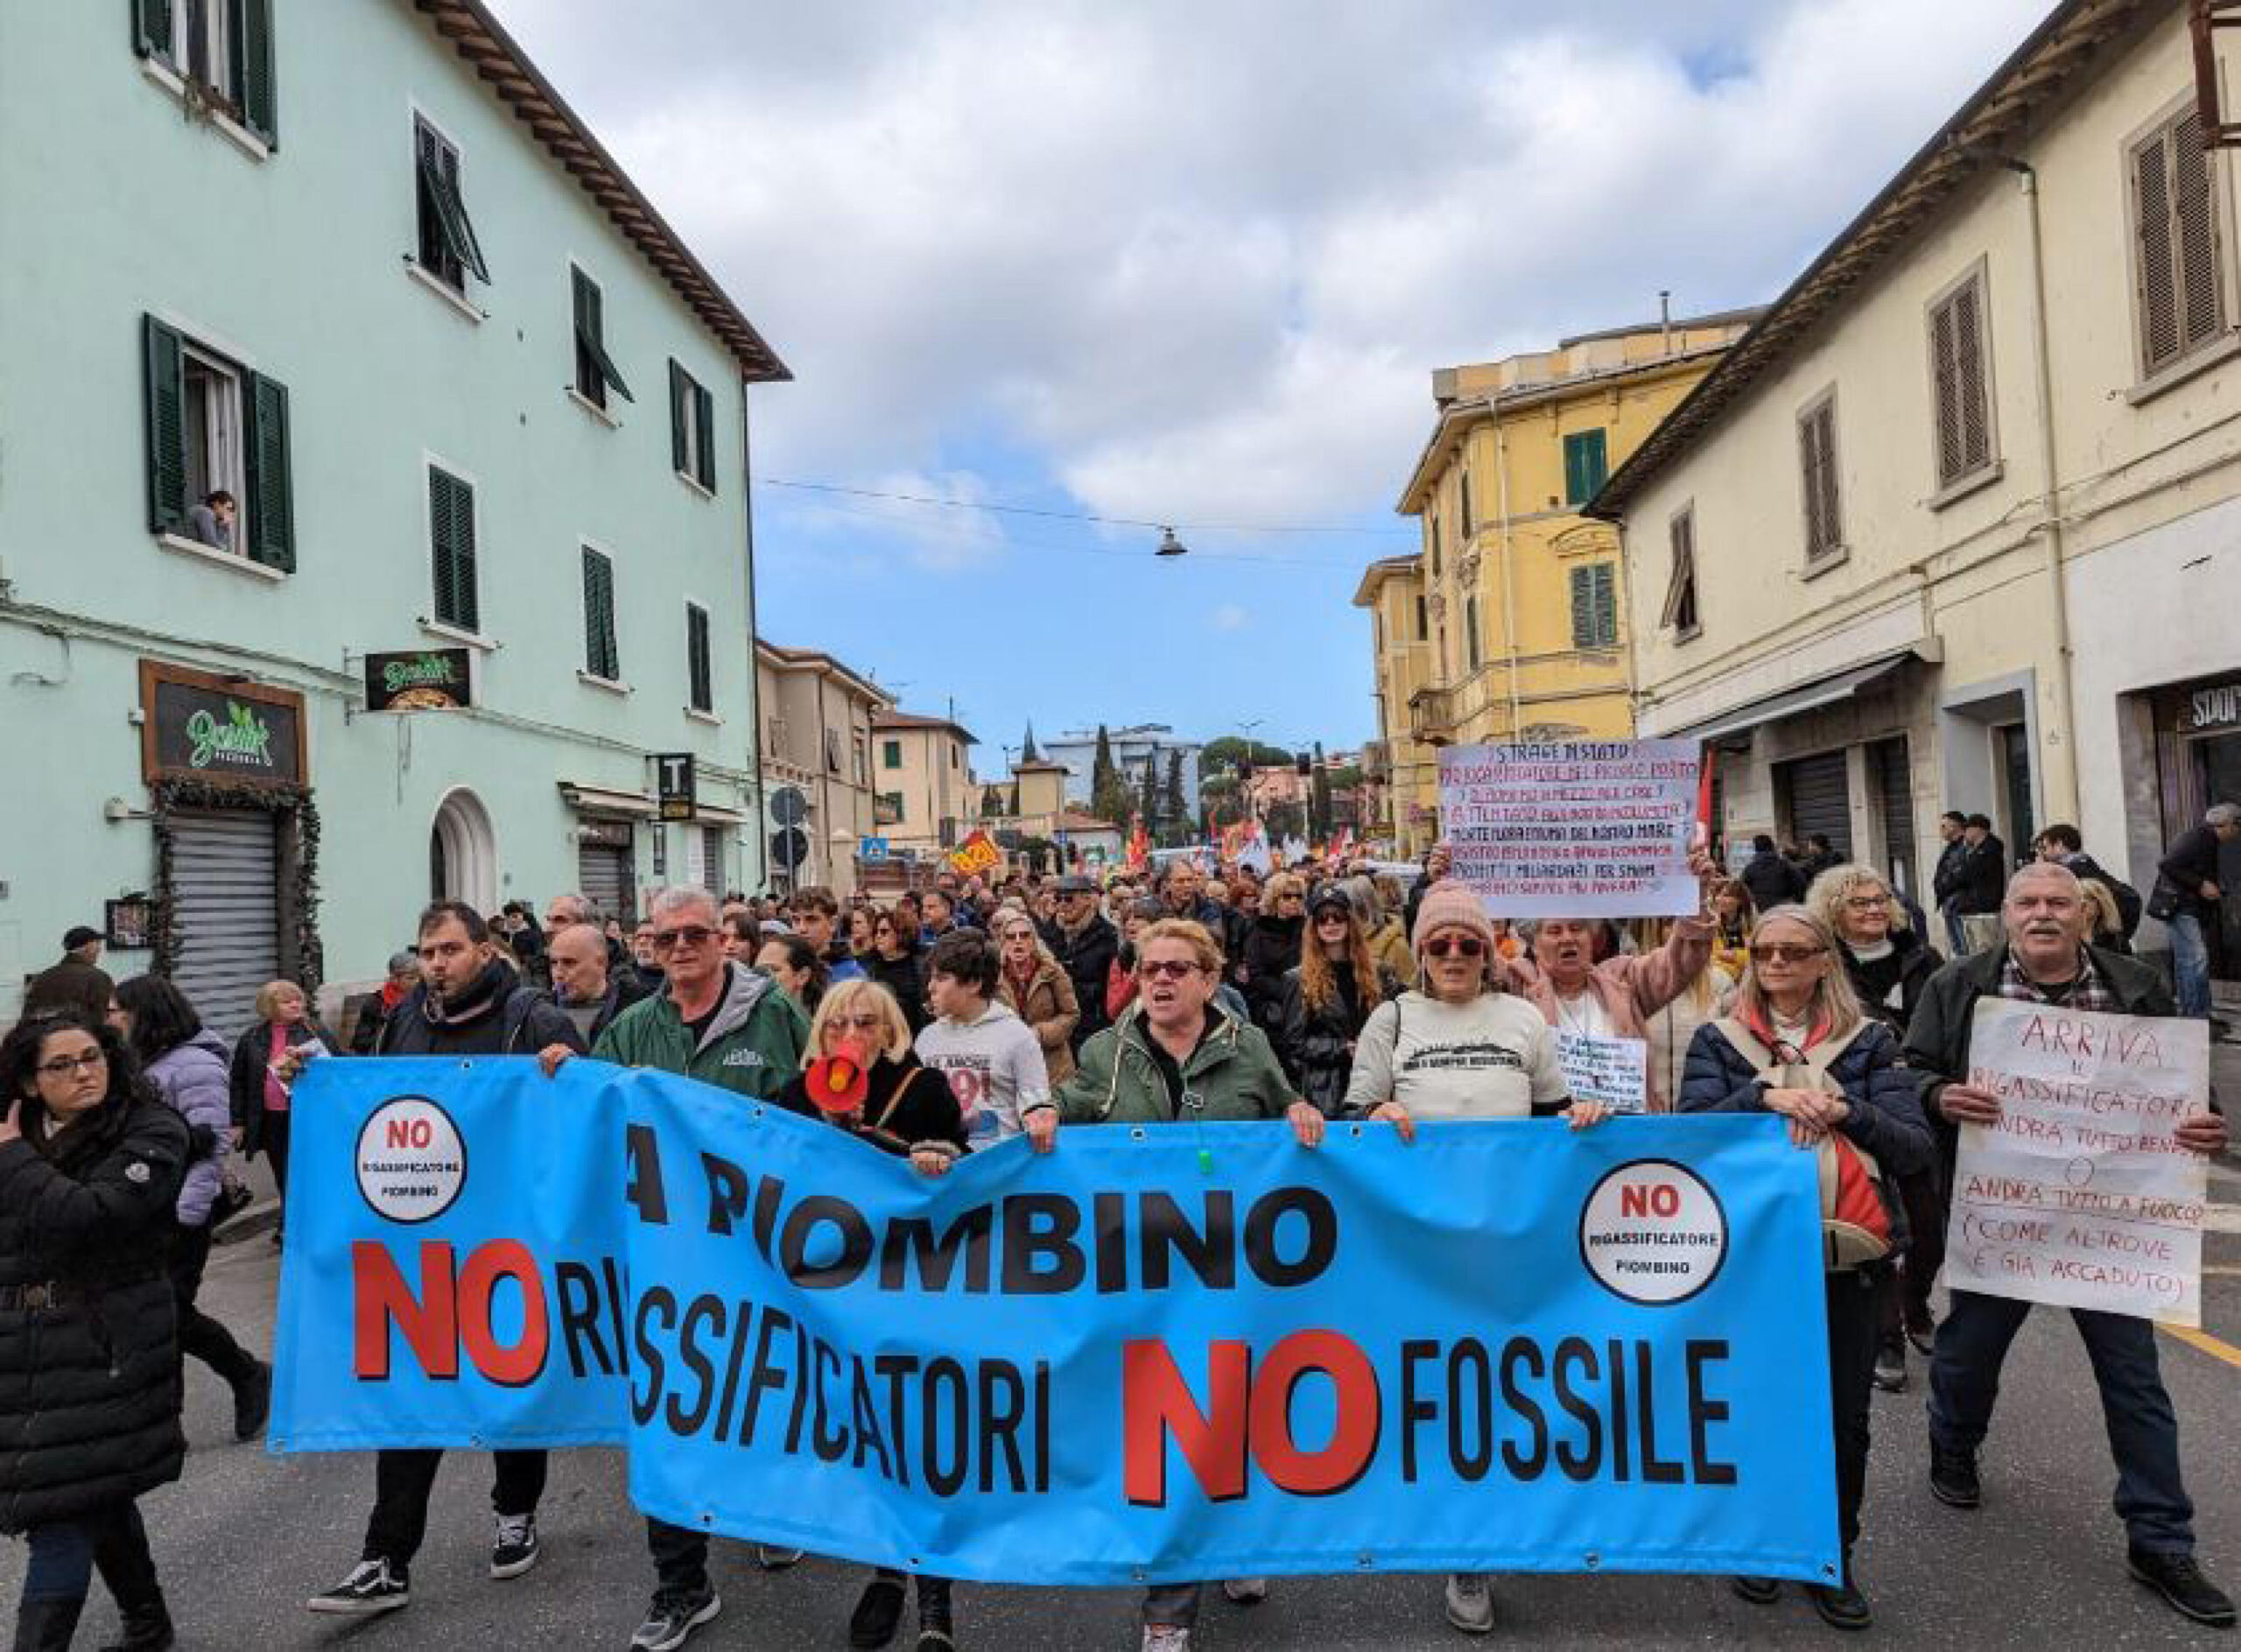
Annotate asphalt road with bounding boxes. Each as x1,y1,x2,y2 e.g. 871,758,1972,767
4,1155,2237,1652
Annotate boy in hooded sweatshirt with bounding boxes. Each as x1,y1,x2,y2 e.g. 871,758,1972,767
914,929,1052,1152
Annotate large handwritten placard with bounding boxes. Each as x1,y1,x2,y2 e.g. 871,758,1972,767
1439,741,1700,918
1945,1001,2209,1325
1556,1030,1649,1113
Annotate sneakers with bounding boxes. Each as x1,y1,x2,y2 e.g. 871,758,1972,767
1444,1571,1494,1634
631,1587,722,1651
1140,1627,1191,1652
1808,1571,1873,1630
231,1360,272,1442
306,1557,410,1615
1220,1577,1268,1605
915,1575,955,1650
2129,1548,2238,1627
1872,1337,1907,1394
491,1512,540,1579
1928,1441,1982,1508
755,1543,804,1570
1729,1575,1781,1606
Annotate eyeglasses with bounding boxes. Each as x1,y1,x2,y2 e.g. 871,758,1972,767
834,1012,884,1030
1842,896,1889,910
1276,893,1304,904
1749,943,1826,964
37,1051,107,1078
1314,910,1351,924
1137,959,1203,981
651,925,717,951
1424,936,1486,959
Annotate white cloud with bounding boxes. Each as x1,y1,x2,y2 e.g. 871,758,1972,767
1212,604,1248,633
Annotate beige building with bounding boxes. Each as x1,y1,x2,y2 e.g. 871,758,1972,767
978,759,1126,870
753,642,888,894
871,708,979,862
1592,0,2241,977
1354,556,1436,855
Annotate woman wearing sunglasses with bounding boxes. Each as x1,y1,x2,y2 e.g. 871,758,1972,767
1275,885,1401,1115
0,1013,192,1649
775,979,965,1652
1677,903,1931,1632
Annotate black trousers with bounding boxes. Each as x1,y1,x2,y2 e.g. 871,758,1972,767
261,1111,292,1206
1875,1168,1947,1341
169,1220,258,1385
362,1449,547,1569
646,1518,708,1598
1827,1268,1881,1553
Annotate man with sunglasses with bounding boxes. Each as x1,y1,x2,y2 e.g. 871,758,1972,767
538,886,808,1649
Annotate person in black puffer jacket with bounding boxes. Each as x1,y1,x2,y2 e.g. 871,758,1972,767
1275,886,1401,1114
0,1012,190,1651
1240,873,1307,1033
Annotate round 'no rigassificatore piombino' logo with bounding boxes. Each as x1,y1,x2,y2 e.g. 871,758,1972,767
355,1096,467,1223
1578,1158,1728,1305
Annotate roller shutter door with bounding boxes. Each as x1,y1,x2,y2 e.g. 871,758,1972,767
1779,751,1851,859
578,840,634,927
1869,737,1917,896
699,827,726,895
169,810,280,1039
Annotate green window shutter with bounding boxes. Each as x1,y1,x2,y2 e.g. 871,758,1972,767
134,0,174,58
232,0,277,144
687,603,713,711
582,548,617,678
1563,430,1607,505
572,270,632,404
1591,562,1616,647
430,469,478,632
143,315,187,536
1569,565,1592,648
668,361,688,474
244,371,293,570
693,383,716,491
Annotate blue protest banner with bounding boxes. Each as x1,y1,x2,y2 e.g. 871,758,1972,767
273,1058,1841,1587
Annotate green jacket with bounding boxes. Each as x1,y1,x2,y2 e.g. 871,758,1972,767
1056,1002,1296,1126
591,961,806,1098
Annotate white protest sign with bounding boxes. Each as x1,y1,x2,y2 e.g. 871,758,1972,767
1556,1030,1648,1113
1438,740,1701,919
1945,999,2209,1325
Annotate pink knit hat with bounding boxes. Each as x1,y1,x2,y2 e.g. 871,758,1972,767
1410,879,1497,958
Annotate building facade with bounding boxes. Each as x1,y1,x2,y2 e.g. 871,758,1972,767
1593,0,2241,992
755,643,889,896
870,711,979,861
1043,725,1205,824
1354,557,1436,856
0,1,785,1028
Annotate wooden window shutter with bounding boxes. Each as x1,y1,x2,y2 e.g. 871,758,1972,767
142,315,188,536
430,469,478,633
668,361,689,474
582,548,618,679
1953,278,1991,473
1465,594,1480,669
694,383,716,491
1661,510,1697,631
1458,470,1473,537
2135,127,2181,373
687,603,713,711
572,271,631,404
1569,565,1592,647
244,371,294,570
2171,109,2225,353
1816,403,1842,553
134,0,173,58
232,0,277,144
1800,402,1840,558
1591,562,1616,647
1929,295,1964,485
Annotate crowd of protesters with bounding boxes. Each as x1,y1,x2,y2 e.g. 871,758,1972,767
1,806,2233,1648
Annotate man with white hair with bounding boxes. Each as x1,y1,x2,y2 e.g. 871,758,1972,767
2155,801,2239,1022
1903,861,2231,1627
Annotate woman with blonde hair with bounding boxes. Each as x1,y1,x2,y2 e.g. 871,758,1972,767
1275,886,1400,1114
1678,903,1931,1631
226,979,334,1231
1240,872,1308,1031
1806,863,1937,1037
993,910,1080,1087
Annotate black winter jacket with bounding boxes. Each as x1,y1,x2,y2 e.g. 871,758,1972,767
864,950,929,1034
1836,928,1939,1037
1740,850,1806,912
1676,1017,1934,1246
1050,914,1120,1047
0,1094,189,1531
1900,943,2182,1177
1951,837,2006,916
777,1052,967,1157
1240,914,1304,1031
1273,962,1400,1116
228,1017,339,1158
2159,825,2228,921
373,958,584,1059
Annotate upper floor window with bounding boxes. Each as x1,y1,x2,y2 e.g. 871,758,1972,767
135,0,277,145
426,464,479,633
1563,429,1608,507
685,603,713,714
1458,468,1474,538
1797,390,1843,562
571,268,633,411
1570,562,1619,649
882,740,903,770
670,362,717,493
1928,264,1997,490
853,734,869,786
1427,513,1442,579
143,314,293,571
1465,594,1482,671
1661,505,1699,639
414,116,488,294
2130,102,2227,381
1414,594,1429,640
580,546,620,682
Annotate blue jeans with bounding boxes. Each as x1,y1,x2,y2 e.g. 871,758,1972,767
1928,1289,2194,1552
19,1500,152,1606
2169,911,2212,1019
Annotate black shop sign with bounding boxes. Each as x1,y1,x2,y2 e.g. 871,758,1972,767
139,661,306,789
363,648,474,713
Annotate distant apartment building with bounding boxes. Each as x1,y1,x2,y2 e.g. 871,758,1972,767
1043,725,1205,823
870,710,979,860
755,643,888,895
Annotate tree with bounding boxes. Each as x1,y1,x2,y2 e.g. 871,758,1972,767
1198,735,1295,780
1090,724,1131,826
1164,750,1185,829
1201,775,1245,832
980,784,1006,818
1022,721,1042,763
1265,801,1307,843
1310,742,1333,840
1020,835,1056,875
1139,752,1162,833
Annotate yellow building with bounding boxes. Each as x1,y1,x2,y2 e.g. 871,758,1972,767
1372,313,1757,847
1352,556,1436,855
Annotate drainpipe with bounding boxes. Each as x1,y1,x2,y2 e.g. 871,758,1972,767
1495,421,1522,735
740,378,769,891
2009,158,2081,823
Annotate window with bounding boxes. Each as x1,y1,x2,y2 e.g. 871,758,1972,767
825,728,844,775
685,602,713,713
875,791,904,826
2131,102,2226,379
571,268,632,410
1570,562,1619,649
1797,392,1843,561
580,548,620,680
669,362,717,493
853,734,868,785
135,0,276,144
427,465,478,632
882,740,903,770
142,314,292,570
1458,468,1473,538
414,117,488,293
1660,506,1699,637
950,743,959,769
1465,594,1482,671
1928,266,1996,489
1414,594,1429,640
1563,429,1609,507
1427,513,1442,579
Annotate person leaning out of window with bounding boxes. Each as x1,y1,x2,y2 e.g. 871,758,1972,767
1677,903,1932,1632
0,1013,193,1650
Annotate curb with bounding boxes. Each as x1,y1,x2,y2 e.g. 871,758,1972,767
213,1198,281,1248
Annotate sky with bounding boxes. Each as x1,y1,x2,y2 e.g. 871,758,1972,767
492,0,2049,769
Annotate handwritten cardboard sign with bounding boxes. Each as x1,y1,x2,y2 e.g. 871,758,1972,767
1945,1000,2209,1325
1438,741,1700,918
1556,1030,1649,1113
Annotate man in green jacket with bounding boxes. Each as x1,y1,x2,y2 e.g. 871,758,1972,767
1050,917,1324,1649
537,886,806,1652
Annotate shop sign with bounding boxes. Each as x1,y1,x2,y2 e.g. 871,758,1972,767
578,819,634,849
140,661,306,788
2183,680,2241,734
363,649,473,713
655,754,697,822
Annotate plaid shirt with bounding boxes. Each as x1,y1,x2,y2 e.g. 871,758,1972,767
1995,946,2117,1013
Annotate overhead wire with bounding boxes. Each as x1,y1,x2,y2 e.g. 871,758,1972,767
755,475,1416,540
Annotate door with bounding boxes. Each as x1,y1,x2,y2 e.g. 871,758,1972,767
1998,723,2034,868
1868,736,1916,896
1777,750,1851,858
699,826,725,895
169,809,281,1039
2195,731,2241,985
576,830,635,927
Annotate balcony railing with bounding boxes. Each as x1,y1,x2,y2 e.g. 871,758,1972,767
1408,686,1456,747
